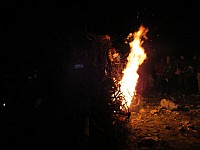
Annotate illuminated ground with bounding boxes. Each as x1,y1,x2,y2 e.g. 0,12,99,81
2,92,200,150
124,93,200,150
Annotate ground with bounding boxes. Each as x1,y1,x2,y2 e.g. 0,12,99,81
120,93,200,150
2,91,200,150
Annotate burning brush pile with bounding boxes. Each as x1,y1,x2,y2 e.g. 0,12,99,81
108,25,149,119
106,26,200,150
83,25,150,150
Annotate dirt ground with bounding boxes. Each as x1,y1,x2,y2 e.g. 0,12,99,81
2,92,200,150
121,93,200,150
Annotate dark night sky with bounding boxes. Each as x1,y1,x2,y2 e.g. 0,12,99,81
1,0,200,64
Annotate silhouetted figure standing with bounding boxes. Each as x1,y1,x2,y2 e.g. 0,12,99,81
163,56,176,94
196,56,200,94
154,57,165,93
177,55,187,94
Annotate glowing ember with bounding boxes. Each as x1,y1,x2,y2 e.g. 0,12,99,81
119,25,148,107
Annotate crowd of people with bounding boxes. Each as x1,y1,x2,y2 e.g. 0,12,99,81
138,54,200,96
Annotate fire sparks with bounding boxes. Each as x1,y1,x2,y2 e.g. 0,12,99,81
119,25,148,107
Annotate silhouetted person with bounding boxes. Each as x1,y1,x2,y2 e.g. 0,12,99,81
163,55,176,94
137,59,150,96
154,57,165,93
196,56,200,94
177,55,187,94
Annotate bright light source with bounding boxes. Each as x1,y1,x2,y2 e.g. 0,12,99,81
118,25,148,108
3,103,5,107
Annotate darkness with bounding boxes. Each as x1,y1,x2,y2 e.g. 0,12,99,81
1,1,200,58
1,0,200,149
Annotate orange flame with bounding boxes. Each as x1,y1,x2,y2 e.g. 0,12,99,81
119,25,148,107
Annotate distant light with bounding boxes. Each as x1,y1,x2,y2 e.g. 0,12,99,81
3,103,5,107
